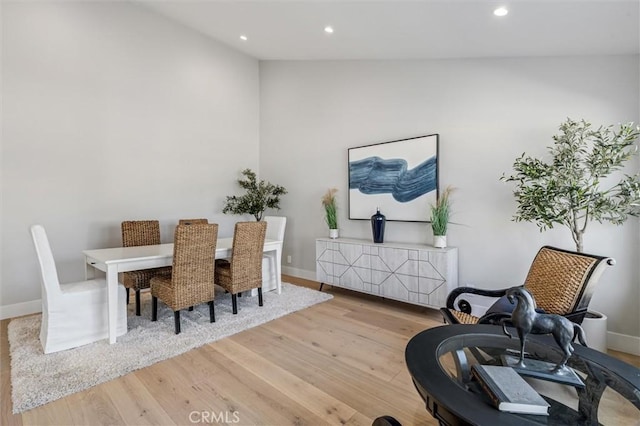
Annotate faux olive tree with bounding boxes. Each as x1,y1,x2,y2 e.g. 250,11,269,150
502,119,640,252
223,169,287,221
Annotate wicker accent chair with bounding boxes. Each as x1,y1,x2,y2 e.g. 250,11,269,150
441,246,615,326
215,221,267,314
179,218,209,225
121,220,172,316
150,224,218,334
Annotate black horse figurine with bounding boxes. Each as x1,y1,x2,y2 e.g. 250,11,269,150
500,286,587,372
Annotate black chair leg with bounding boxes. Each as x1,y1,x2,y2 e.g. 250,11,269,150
126,288,130,304
238,292,242,297
151,296,158,321
188,306,193,311
135,290,141,316
232,294,238,314
209,301,215,322
174,311,181,334
258,288,263,307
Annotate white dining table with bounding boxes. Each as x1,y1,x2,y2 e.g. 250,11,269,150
83,237,282,344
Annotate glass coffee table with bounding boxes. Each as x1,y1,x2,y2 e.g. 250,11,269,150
406,324,640,425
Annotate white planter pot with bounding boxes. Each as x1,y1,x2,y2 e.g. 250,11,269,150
580,310,608,353
329,228,339,239
433,235,447,248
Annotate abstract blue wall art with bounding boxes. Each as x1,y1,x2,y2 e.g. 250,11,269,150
348,134,439,221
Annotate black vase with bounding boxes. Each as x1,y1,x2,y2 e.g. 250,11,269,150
371,208,386,243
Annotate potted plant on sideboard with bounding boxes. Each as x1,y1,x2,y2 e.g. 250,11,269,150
430,186,455,248
321,188,339,239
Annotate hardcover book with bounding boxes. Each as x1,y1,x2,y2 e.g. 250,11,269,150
471,364,550,415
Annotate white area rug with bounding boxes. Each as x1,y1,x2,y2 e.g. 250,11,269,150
8,283,332,413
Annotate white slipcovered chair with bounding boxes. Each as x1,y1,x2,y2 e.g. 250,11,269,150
262,216,286,294
30,225,127,354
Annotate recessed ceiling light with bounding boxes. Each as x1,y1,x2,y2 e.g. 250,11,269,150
324,26,334,34
240,35,248,41
494,7,508,17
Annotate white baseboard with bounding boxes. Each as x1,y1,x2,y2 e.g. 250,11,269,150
607,331,640,356
282,266,315,281
0,299,41,320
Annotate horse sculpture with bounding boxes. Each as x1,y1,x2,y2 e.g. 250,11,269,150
500,286,587,372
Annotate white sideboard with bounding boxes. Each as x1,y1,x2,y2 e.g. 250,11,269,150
316,238,458,310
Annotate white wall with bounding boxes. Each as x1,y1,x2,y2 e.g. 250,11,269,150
260,57,640,344
1,2,259,316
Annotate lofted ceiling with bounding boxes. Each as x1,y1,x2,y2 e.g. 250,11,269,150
139,0,640,61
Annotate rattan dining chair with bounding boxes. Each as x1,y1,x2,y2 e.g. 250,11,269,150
179,218,209,225
121,220,172,316
215,221,267,314
440,245,615,326
150,223,218,334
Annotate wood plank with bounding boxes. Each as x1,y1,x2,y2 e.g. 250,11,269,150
262,309,405,382
211,338,358,424
294,304,404,349
192,345,330,425
133,357,216,425
1,370,24,426
66,385,123,425
101,373,175,425
1,319,23,426
20,400,74,426
231,326,435,425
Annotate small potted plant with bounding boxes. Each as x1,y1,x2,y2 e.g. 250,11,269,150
431,186,454,248
223,169,287,221
321,188,339,238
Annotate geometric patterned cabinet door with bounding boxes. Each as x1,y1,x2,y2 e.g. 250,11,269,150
316,238,458,310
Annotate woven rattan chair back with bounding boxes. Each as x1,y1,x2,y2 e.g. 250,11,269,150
168,224,218,308
121,220,161,247
228,221,267,292
121,220,171,315
523,246,612,316
440,245,614,326
179,218,209,225
150,224,218,333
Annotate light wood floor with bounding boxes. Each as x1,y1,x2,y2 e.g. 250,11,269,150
2,276,639,426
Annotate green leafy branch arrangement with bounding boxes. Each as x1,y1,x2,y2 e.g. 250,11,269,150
501,118,640,252
222,169,287,221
